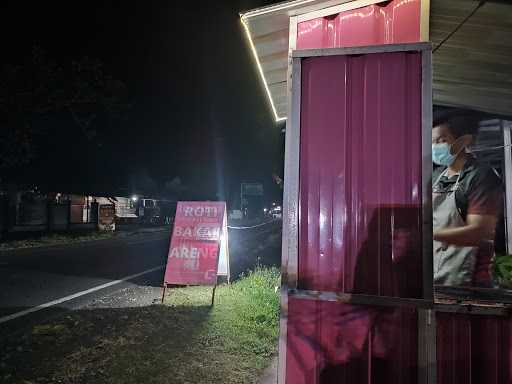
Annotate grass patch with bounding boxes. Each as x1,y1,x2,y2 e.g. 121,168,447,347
0,232,115,251
1,267,281,384
165,267,281,369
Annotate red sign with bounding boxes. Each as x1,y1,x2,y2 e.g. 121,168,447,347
164,201,227,286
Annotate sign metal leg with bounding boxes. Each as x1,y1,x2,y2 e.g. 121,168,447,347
161,283,167,304
211,285,217,306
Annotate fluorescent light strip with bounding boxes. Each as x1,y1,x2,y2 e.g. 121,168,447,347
241,18,287,122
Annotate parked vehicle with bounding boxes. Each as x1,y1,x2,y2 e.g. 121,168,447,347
270,206,282,219
137,199,161,225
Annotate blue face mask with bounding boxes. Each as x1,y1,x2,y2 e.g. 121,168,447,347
432,143,457,166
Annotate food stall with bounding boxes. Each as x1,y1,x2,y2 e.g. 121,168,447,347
240,1,512,383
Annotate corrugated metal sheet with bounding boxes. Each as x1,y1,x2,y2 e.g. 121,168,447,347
296,0,421,50
241,0,423,120
437,311,512,384
286,298,418,383
298,52,423,297
242,0,512,119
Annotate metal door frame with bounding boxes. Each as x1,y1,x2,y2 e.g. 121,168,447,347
279,42,434,384
503,121,512,254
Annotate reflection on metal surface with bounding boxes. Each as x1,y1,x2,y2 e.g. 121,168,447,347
298,52,423,297
286,298,418,383
296,0,421,49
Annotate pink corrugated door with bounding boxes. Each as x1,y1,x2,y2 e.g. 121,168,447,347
298,53,423,297
285,51,424,383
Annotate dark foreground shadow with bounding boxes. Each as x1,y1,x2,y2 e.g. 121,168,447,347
1,304,212,384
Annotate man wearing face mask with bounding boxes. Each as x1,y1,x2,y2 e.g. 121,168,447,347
432,110,502,287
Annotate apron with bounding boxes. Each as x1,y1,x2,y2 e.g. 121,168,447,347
433,169,479,286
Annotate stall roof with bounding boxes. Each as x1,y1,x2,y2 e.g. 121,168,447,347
241,0,512,121
430,0,512,118
240,0,377,121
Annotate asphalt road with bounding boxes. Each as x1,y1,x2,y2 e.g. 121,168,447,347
0,222,281,338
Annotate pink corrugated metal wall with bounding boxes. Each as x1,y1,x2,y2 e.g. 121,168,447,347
296,0,421,50
286,2,511,382
437,312,512,384
287,51,423,383
298,52,423,297
286,299,418,384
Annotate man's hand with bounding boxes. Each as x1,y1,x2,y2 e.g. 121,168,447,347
433,214,497,247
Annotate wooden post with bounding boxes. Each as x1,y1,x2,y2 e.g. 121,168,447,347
7,184,18,231
67,198,72,231
46,198,51,233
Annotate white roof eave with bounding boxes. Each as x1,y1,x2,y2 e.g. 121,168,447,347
240,0,389,121
241,0,512,121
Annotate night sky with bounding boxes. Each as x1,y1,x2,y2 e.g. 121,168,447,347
1,0,284,205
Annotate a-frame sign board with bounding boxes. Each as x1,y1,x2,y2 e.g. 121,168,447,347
162,201,230,305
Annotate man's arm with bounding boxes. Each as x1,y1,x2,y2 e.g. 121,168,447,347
433,213,497,247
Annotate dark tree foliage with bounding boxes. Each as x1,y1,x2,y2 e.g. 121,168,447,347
0,46,128,174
